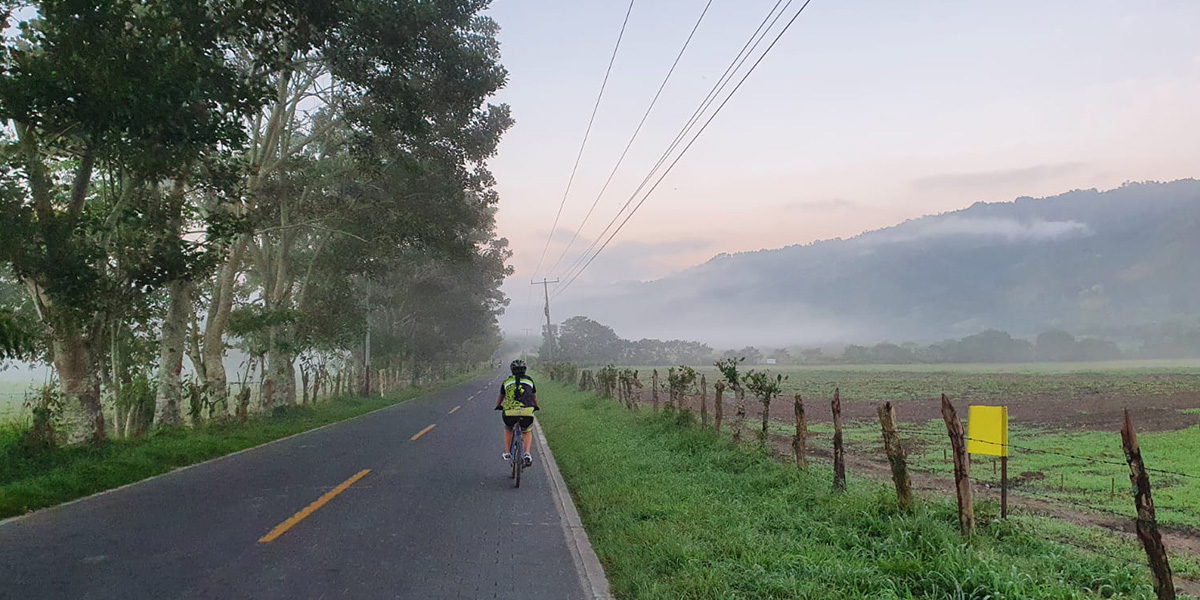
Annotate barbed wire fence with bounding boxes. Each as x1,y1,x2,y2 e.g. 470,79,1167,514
572,366,1197,597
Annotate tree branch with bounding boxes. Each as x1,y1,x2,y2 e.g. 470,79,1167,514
67,146,96,229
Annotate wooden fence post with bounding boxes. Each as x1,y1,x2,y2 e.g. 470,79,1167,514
714,382,725,433
832,388,845,492
940,394,974,536
652,370,660,412
699,375,709,429
794,394,807,469
878,401,913,510
1122,409,1176,600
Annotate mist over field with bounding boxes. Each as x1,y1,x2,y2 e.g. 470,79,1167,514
544,179,1200,350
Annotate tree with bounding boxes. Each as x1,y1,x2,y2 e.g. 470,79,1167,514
556,316,622,365
0,0,314,442
1035,331,1079,362
0,0,514,444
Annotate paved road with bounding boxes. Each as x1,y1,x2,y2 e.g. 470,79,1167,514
0,371,589,600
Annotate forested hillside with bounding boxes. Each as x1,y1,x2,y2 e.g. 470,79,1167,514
568,180,1200,346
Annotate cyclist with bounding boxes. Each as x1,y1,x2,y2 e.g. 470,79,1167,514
495,359,539,466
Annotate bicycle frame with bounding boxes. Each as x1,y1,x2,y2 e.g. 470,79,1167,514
509,420,524,487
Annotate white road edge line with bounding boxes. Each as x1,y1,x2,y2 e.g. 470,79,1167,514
533,421,613,600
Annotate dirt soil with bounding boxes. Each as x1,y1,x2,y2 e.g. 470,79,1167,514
747,390,1200,432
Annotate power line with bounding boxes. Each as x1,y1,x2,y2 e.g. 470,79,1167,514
555,0,790,286
555,0,816,297
545,0,716,277
531,0,637,281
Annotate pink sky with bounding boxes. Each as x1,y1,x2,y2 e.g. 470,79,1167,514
484,0,1200,331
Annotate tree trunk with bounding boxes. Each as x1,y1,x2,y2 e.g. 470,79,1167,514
264,345,296,411
301,366,310,405
52,332,105,445
154,280,192,427
201,238,246,413
760,395,771,444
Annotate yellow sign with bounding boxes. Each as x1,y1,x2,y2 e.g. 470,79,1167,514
967,405,1009,457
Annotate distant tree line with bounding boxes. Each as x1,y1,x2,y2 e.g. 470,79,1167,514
539,315,1200,367
540,316,712,366
837,330,1121,365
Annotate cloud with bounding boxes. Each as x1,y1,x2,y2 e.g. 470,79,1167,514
872,216,1092,244
913,163,1089,192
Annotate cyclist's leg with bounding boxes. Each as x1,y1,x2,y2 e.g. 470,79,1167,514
502,416,516,455
520,417,534,456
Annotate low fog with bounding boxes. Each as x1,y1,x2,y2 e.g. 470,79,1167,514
516,180,1200,358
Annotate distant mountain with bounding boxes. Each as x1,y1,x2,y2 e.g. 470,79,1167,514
563,179,1200,346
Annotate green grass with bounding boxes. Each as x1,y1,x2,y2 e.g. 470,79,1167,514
1182,409,1200,416
818,419,1200,532
0,374,476,519
538,379,1185,599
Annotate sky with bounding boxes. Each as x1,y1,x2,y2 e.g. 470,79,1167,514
483,0,1200,335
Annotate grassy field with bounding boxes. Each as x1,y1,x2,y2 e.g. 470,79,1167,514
0,373,477,519
0,380,33,422
538,378,1193,599
796,418,1200,531
633,361,1200,404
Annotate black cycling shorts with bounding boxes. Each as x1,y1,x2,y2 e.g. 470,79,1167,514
502,415,534,432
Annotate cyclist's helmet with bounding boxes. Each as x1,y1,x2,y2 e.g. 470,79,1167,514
510,359,527,376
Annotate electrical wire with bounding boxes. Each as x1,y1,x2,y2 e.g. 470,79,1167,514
545,0,716,277
555,0,816,297
531,0,637,281
554,0,792,288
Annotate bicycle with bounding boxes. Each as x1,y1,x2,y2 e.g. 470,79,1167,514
508,419,524,487
502,405,537,488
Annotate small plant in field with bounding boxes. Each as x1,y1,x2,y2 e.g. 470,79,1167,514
22,384,63,451
617,369,641,408
744,370,787,444
666,366,697,412
715,357,747,442
714,357,743,389
596,365,618,399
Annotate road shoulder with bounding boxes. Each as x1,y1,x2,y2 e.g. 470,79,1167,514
534,421,614,600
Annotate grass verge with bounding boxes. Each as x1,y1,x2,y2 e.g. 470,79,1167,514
0,373,477,519
538,378,1185,599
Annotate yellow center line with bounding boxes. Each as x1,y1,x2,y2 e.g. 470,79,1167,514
258,469,371,544
410,424,437,441
449,405,460,414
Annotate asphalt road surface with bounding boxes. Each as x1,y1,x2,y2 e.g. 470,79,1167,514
0,371,590,599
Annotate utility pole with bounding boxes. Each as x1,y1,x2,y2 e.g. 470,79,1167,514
532,278,559,362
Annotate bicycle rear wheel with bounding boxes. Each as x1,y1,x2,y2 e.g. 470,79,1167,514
510,423,521,485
